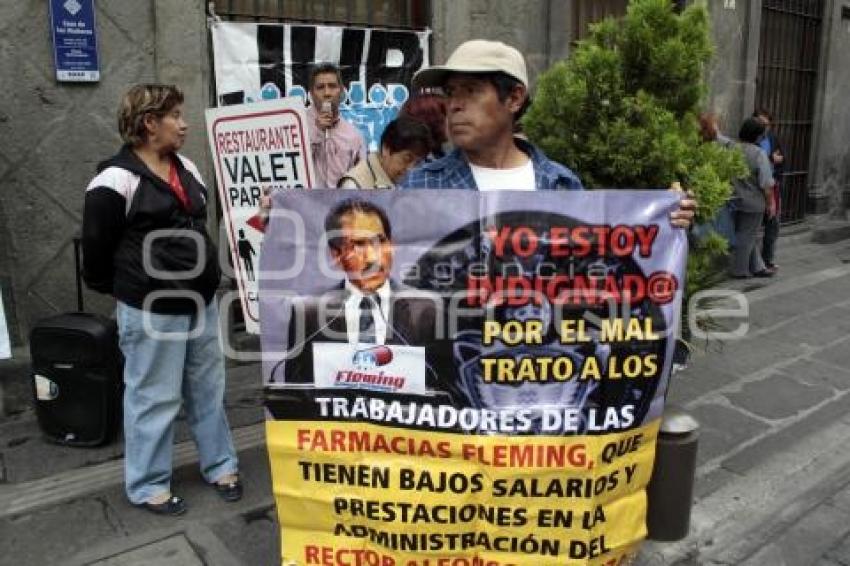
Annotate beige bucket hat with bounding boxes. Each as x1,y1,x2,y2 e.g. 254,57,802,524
412,39,528,89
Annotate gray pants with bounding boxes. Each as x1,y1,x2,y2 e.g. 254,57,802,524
731,210,766,276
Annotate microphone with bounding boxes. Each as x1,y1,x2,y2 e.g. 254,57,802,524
320,101,332,142
268,302,346,384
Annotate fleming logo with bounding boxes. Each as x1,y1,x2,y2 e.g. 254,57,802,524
337,346,405,391
352,345,393,370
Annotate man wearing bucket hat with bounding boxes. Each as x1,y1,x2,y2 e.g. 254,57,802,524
398,39,695,227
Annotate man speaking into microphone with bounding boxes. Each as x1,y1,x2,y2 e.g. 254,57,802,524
306,63,366,188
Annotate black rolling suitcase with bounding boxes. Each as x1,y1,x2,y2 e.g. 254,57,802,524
29,238,123,446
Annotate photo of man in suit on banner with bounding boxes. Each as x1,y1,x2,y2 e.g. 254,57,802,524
275,198,453,400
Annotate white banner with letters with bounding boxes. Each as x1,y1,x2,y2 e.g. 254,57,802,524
211,21,430,152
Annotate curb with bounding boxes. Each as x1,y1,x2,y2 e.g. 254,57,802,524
777,226,814,248
812,219,850,244
68,523,243,566
771,217,850,249
0,423,266,519
0,347,32,417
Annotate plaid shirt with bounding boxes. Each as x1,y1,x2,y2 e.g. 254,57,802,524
398,138,584,191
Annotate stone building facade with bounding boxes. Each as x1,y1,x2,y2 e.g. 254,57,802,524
1,0,848,346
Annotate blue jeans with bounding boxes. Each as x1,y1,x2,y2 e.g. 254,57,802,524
714,200,736,247
116,300,238,504
730,210,767,276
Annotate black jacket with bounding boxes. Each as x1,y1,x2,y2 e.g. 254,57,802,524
81,145,220,314
281,285,440,383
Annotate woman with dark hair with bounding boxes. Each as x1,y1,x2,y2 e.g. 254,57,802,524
337,116,432,189
400,92,449,160
698,112,734,147
82,84,241,515
729,117,775,278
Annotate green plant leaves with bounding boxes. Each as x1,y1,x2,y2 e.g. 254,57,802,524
523,0,749,336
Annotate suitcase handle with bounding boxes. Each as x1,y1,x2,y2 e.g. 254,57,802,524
73,236,84,312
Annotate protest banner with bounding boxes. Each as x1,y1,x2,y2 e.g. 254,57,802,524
260,189,687,565
206,98,315,333
211,21,430,151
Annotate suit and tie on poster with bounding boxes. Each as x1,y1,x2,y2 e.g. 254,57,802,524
260,190,688,565
265,196,448,399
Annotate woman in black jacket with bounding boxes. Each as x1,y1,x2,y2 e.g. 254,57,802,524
82,84,240,515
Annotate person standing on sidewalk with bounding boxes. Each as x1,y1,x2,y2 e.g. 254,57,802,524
729,117,776,279
754,108,785,273
699,112,737,245
306,63,366,188
81,84,241,516
337,116,433,189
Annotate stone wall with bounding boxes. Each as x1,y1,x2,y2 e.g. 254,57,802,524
0,0,210,345
704,0,756,136
2,0,849,345
430,0,572,90
809,0,850,217
703,0,850,218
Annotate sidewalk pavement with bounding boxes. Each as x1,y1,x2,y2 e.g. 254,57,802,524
2,227,850,565
640,232,850,565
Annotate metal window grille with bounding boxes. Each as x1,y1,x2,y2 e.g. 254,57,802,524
211,0,430,29
755,0,825,224
572,0,628,42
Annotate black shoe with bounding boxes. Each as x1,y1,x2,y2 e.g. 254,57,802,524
753,268,776,278
213,478,243,502
137,495,187,516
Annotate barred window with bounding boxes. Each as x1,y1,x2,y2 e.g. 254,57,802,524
572,0,628,42
212,0,430,29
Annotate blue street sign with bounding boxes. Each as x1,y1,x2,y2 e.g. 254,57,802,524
49,0,100,82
